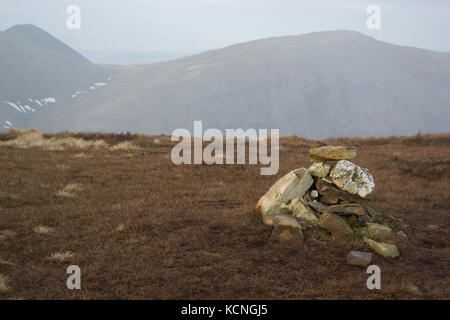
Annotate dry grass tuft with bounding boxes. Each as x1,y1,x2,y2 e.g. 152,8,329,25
0,274,9,292
110,141,139,151
116,223,126,232
0,230,16,241
48,251,75,262
0,259,14,266
73,153,89,158
34,226,54,234
56,183,82,198
0,128,140,151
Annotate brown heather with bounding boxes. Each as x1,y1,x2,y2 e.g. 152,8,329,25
0,130,449,299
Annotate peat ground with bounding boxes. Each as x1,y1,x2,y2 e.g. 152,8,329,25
0,131,449,299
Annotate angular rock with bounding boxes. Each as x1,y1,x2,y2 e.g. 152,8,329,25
284,199,318,224
320,194,339,205
315,179,366,203
327,203,365,216
308,162,331,178
309,146,357,162
318,212,353,237
256,168,313,220
281,168,314,203
270,214,304,241
330,160,375,198
347,251,372,267
368,239,400,258
366,223,393,241
308,200,328,213
271,214,303,229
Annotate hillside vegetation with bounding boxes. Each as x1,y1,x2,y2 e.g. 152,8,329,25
0,130,448,299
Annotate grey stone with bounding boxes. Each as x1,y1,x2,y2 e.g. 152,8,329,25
283,199,318,224
256,168,313,221
347,251,372,266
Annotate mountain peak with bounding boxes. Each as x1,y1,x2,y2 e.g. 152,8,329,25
5,23,43,32
5,24,90,63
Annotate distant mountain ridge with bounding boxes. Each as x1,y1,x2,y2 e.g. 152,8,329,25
1,25,449,138
35,30,450,139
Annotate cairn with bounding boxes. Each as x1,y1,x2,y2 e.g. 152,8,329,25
256,146,404,266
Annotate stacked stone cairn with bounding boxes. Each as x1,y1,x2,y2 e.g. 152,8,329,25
256,146,405,266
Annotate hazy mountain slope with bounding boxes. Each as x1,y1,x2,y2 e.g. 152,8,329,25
0,25,110,130
5,24,90,63
28,31,450,138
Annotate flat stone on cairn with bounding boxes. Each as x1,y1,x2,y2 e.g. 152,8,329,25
308,146,357,162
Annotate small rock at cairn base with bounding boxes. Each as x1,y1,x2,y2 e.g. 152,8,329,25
347,251,372,266
368,239,400,258
308,146,357,162
270,214,304,242
318,212,354,237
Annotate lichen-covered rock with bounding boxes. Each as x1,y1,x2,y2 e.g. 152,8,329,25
283,199,318,224
308,162,331,178
368,239,400,258
256,168,313,221
347,251,372,266
318,212,354,237
309,146,357,162
270,214,304,241
330,160,375,198
366,223,393,241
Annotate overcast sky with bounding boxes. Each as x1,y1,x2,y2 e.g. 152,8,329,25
1,0,449,64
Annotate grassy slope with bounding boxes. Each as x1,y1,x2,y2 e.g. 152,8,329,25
0,132,449,299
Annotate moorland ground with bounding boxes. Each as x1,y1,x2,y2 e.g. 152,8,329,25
0,130,449,299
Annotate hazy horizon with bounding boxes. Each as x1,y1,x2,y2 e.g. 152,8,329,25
1,0,450,64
